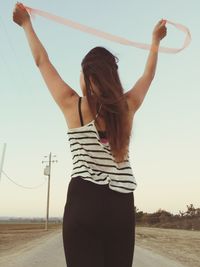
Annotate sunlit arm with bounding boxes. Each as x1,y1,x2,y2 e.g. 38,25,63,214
125,38,161,112
22,20,78,111
143,38,160,79
22,20,48,66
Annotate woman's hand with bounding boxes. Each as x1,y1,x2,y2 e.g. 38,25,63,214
13,2,30,27
152,19,167,43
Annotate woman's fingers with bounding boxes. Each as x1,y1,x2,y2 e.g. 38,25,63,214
13,2,30,27
152,19,167,41
18,3,26,10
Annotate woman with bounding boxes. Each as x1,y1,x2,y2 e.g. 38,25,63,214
13,3,167,267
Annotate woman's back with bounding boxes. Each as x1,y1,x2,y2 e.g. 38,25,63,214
64,94,135,132
65,95,137,194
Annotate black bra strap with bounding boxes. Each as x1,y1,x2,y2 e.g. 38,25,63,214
78,96,84,126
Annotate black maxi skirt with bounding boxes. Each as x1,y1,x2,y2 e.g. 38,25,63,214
62,176,135,267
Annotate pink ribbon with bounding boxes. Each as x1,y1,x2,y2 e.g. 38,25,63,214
24,5,191,54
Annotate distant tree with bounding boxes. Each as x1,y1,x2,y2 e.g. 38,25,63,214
195,208,200,216
135,204,200,229
186,204,196,217
179,210,186,217
135,207,144,223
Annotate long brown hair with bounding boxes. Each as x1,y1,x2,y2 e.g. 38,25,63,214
81,47,132,163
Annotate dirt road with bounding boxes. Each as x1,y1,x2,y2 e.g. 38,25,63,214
0,230,186,267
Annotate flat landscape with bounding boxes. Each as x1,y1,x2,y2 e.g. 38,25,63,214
0,222,62,259
135,226,200,267
0,223,199,267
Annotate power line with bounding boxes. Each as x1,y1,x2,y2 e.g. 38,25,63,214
0,15,19,63
0,18,21,87
0,39,18,87
0,14,33,90
2,170,46,189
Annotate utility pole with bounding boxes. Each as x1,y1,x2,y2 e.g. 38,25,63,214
42,152,58,231
0,143,7,182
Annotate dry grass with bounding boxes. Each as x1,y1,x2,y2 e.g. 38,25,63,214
136,226,200,267
0,223,62,257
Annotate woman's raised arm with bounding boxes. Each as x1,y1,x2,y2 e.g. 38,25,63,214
125,19,167,113
13,2,79,112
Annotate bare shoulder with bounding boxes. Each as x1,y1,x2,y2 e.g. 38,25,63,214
62,95,95,129
62,94,135,129
61,94,80,128
124,91,137,117
124,73,154,113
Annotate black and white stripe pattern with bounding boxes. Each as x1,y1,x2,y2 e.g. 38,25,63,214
67,120,137,193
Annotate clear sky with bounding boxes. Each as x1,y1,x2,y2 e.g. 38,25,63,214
0,0,199,218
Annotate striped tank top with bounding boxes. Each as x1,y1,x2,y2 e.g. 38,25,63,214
67,96,137,193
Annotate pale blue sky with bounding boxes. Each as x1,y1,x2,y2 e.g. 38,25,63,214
0,0,199,217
